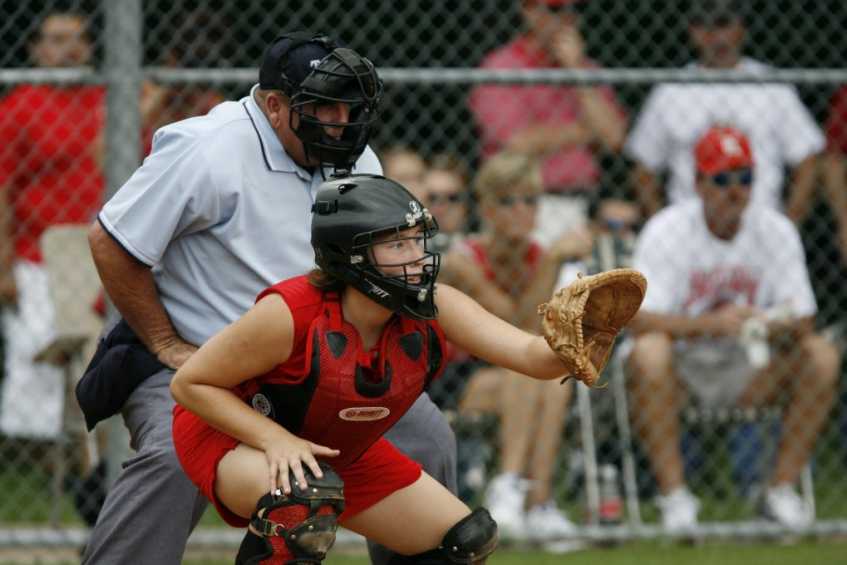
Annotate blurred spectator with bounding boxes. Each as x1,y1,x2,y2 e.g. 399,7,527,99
555,197,640,286
0,10,104,439
625,0,823,221
140,9,226,154
380,145,427,195
451,152,588,541
626,127,839,531
468,0,627,248
821,85,847,264
420,153,471,251
820,85,847,471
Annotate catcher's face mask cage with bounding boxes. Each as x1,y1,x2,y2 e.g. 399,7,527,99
290,48,383,173
352,220,441,320
312,175,441,320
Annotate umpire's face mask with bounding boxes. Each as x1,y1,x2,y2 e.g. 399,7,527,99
289,48,382,174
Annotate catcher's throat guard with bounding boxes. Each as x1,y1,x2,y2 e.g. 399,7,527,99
538,268,647,387
235,462,344,565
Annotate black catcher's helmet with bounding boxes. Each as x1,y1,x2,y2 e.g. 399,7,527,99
259,31,383,173
311,174,441,320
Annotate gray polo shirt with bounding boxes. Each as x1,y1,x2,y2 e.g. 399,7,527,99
99,85,382,345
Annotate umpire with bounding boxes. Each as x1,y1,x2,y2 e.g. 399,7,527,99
79,32,457,564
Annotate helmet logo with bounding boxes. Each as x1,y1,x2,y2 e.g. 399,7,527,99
367,280,390,299
406,201,424,227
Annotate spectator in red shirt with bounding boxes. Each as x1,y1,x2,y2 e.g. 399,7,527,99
449,152,591,543
468,0,627,249
0,10,104,440
139,9,225,155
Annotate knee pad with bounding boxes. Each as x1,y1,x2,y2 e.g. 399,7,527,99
235,462,344,565
393,507,498,565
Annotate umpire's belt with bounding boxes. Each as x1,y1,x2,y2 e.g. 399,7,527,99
75,319,167,431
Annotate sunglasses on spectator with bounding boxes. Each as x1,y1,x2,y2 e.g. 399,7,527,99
603,219,640,233
427,193,463,205
495,194,539,207
707,168,754,188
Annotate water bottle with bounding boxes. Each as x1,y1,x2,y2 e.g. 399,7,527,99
598,464,623,525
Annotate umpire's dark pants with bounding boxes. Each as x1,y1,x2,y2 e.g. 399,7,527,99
367,392,458,564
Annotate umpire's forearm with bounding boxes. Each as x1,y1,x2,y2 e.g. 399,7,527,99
88,220,182,354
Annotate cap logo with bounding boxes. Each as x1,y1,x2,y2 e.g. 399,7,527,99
309,59,321,69
720,134,743,156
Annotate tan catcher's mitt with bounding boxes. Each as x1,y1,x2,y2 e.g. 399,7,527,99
538,268,647,387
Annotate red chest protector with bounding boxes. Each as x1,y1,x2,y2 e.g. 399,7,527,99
241,293,446,469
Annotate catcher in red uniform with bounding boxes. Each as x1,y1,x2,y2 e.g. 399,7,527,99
170,174,645,564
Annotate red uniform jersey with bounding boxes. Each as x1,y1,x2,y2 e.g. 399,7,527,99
173,276,447,525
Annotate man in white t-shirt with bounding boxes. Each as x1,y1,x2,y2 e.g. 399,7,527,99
625,0,823,219
626,126,839,531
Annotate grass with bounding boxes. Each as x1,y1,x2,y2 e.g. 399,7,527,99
178,541,847,565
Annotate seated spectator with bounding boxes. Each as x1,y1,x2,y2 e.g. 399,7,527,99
626,126,839,531
822,84,847,266
0,9,104,440
140,9,226,154
421,153,471,252
469,0,627,248
556,196,641,286
624,0,822,220
450,152,588,541
379,145,427,196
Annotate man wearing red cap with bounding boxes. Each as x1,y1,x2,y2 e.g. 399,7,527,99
624,126,839,531
468,0,626,249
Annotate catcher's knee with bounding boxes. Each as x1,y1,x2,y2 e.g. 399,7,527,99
235,462,345,565
392,508,498,564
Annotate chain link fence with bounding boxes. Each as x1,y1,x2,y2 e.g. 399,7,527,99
0,0,846,557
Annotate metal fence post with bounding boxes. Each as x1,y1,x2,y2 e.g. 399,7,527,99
102,0,142,487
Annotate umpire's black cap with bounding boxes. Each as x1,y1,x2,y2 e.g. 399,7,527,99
688,0,743,27
259,31,339,95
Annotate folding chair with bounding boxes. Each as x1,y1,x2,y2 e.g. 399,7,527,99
36,224,104,525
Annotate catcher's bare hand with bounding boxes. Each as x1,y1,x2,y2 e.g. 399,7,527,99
539,268,647,386
263,429,340,496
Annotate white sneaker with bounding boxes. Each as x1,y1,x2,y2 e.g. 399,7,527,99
525,501,577,541
762,484,812,529
484,473,528,539
656,487,700,532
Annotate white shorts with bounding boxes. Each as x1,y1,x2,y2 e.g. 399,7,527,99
532,193,589,249
0,261,65,439
674,342,756,408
